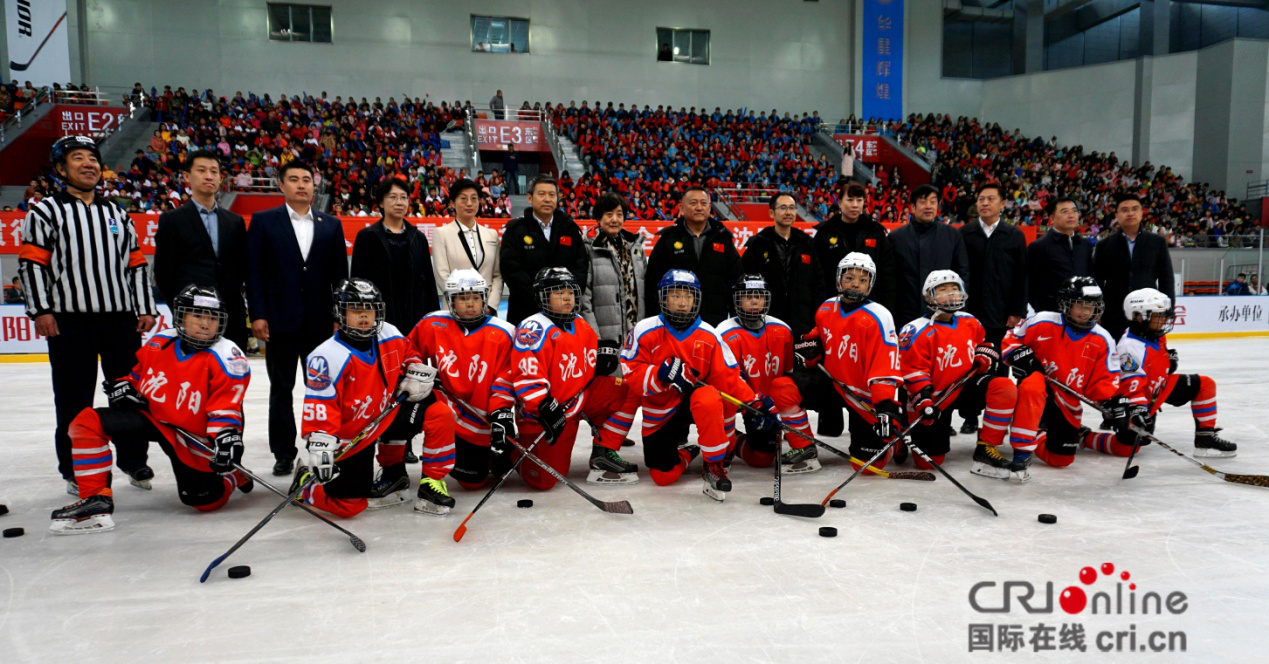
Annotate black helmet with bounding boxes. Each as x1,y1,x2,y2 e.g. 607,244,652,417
1056,276,1105,331
172,285,227,350
732,274,770,330
332,278,384,339
534,267,580,326
50,135,102,167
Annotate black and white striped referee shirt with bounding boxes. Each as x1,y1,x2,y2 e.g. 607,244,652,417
18,191,158,318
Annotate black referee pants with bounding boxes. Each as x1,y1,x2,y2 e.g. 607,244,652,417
265,327,330,463
46,312,146,480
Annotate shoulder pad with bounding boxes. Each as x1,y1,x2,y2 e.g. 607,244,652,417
209,338,251,377
514,313,554,351
763,315,792,332
898,318,930,351
304,339,351,397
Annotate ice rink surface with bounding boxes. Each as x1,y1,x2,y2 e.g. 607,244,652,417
1,337,1268,663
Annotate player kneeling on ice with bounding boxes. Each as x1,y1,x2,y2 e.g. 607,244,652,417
793,253,903,473
621,270,778,501
1001,277,1124,470
1083,288,1235,459
381,270,516,514
718,275,817,474
51,286,252,534
508,268,642,488
294,279,435,518
897,271,1025,480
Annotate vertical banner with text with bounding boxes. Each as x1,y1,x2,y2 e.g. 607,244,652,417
6,0,72,85
862,0,903,121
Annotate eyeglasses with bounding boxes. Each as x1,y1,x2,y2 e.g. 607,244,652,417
774,206,798,212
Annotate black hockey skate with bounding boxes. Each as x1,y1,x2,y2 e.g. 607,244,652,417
587,446,639,485
49,494,115,534
779,445,821,474
367,464,410,510
1195,428,1236,458
702,461,731,502
414,477,456,515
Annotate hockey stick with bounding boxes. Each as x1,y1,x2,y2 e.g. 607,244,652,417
452,431,548,542
199,394,405,583
823,367,998,516
709,386,824,518
174,427,366,553
440,389,635,516
818,371,976,507
1043,376,1269,488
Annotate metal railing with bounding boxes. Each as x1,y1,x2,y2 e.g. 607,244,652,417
1,86,51,145
473,106,546,122
1249,179,1268,200
462,108,483,175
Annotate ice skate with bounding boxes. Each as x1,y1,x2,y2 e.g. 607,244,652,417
49,494,115,534
587,446,639,485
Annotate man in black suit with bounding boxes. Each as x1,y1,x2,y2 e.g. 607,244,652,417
1027,197,1092,314
1092,191,1175,340
499,175,588,324
154,150,248,349
246,161,349,475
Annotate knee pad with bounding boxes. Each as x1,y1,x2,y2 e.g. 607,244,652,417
451,439,491,487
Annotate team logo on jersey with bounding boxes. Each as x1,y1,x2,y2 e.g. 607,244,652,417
1119,352,1140,372
516,319,545,347
898,324,917,350
622,329,634,351
107,218,120,235
305,356,332,390
227,346,250,375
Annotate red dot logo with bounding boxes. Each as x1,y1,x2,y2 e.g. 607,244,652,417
1101,562,1115,576
1079,566,1097,585
1060,586,1087,614
1121,571,1131,581
1130,583,1137,591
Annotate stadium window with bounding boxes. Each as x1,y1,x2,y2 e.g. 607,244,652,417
472,16,531,54
268,4,332,43
656,27,710,65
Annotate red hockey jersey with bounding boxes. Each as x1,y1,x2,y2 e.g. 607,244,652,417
620,315,756,434
898,313,983,402
1002,312,1119,415
302,324,412,457
130,330,251,471
1115,332,1172,413
406,311,515,439
717,316,794,395
804,299,902,413
510,313,598,418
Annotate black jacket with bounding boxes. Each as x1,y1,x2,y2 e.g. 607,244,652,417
154,201,248,347
888,219,970,327
644,217,742,326
1027,228,1093,314
245,205,349,336
741,226,824,337
500,208,588,325
350,219,440,333
811,210,897,313
1091,230,1175,339
959,219,1028,330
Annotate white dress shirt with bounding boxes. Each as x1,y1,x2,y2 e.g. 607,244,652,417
287,203,315,261
455,219,484,267
979,217,999,239
534,213,553,242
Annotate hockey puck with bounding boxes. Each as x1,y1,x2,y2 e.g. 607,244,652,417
0,504,8,516
818,526,837,538
227,565,251,579
829,499,847,509
900,502,918,512
3,527,24,538
517,499,533,508
759,497,775,506
1038,514,1058,524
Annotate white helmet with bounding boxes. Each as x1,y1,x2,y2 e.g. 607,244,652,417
836,252,876,302
1124,288,1173,340
922,270,967,313
444,269,489,325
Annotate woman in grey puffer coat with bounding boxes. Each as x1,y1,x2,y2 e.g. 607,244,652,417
580,193,646,360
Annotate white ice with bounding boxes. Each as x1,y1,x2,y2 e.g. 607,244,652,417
1,337,1268,663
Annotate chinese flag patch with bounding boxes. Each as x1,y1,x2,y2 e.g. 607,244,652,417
560,236,572,246
865,238,877,247
801,254,811,264
713,242,725,252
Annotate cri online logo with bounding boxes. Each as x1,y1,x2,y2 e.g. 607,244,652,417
970,562,1188,615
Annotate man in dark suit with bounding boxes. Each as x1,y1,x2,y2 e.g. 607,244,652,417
1027,197,1092,314
154,150,248,349
500,175,588,324
643,186,742,326
246,161,349,475
1092,192,1175,340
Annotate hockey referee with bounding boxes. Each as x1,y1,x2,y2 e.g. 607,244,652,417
19,136,158,492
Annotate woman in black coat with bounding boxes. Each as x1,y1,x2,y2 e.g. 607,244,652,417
350,178,441,333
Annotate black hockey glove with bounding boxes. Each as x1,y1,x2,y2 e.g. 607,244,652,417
912,386,939,425
1005,346,1044,377
210,429,244,475
104,379,148,411
596,340,621,376
489,408,516,456
1167,348,1179,374
872,400,902,440
537,397,567,445
793,336,823,368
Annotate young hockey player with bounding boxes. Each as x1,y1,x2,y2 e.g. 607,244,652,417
793,253,903,472
507,267,596,490
896,270,1022,479
50,285,251,534
374,269,516,514
1083,288,1235,459
620,269,778,500
294,279,436,518
1001,276,1124,470
717,274,817,473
